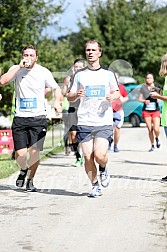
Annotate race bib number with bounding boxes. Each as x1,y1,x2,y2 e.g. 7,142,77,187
20,98,37,110
85,85,105,98
145,102,156,111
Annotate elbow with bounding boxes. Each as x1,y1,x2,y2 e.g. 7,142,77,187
67,96,73,102
0,77,7,86
0,78,3,86
68,95,77,102
62,90,67,96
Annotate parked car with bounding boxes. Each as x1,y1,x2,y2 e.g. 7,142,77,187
119,77,162,127
123,84,144,127
119,76,137,85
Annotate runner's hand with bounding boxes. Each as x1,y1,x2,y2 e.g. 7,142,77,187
19,59,31,68
77,89,86,97
54,101,62,113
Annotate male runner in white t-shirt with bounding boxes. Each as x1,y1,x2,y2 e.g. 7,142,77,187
0,45,62,191
68,40,120,197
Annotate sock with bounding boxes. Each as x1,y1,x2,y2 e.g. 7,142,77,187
20,168,28,175
99,165,105,172
108,136,113,147
69,143,74,152
26,178,33,185
73,142,81,160
92,180,99,186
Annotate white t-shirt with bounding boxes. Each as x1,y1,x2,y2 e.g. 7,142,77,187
10,64,59,117
70,67,119,126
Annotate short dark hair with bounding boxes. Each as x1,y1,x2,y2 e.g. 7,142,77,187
85,40,102,53
22,45,38,56
146,73,154,78
73,58,84,64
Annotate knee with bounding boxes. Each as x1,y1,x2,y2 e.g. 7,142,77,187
148,128,153,133
29,147,40,157
15,149,27,158
94,152,106,164
154,128,160,135
84,153,95,164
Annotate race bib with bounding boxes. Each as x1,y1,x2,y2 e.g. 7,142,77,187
145,102,156,111
85,85,105,98
20,98,37,110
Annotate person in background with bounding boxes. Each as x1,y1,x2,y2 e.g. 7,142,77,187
61,95,70,155
150,54,167,181
108,72,128,152
0,70,2,101
0,45,62,191
138,73,161,152
62,59,85,166
68,40,120,197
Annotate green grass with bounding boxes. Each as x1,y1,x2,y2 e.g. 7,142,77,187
0,155,19,179
0,127,64,179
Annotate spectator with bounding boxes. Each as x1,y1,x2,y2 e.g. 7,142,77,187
150,54,167,181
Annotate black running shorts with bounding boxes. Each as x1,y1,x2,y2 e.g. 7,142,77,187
12,116,47,151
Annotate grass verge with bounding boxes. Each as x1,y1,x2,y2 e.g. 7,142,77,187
0,145,64,179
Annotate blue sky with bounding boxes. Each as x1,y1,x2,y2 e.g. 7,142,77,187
45,0,94,38
46,0,166,39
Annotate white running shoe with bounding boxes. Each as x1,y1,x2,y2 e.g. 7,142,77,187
88,184,102,198
100,168,110,187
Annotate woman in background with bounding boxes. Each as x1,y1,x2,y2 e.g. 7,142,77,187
139,73,161,152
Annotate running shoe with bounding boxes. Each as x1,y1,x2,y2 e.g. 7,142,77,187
74,157,84,167
80,155,84,164
149,146,155,152
155,138,161,148
25,179,37,192
114,144,119,152
161,176,167,182
88,184,102,197
100,168,110,187
16,168,28,187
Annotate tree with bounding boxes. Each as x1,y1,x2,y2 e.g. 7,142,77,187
69,0,167,84
37,37,77,82
0,0,65,115
0,0,64,64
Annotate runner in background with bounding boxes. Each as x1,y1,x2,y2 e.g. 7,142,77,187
108,72,128,152
62,59,85,166
139,73,161,152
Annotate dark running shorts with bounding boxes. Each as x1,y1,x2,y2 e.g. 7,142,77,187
12,116,48,151
76,125,113,143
